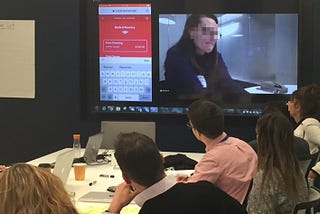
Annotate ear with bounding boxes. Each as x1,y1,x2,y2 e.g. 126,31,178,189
294,102,302,112
193,128,201,137
122,172,131,184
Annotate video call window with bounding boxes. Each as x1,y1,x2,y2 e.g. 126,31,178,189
159,13,298,94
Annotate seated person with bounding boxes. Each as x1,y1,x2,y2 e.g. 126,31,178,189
247,112,308,213
104,132,247,214
286,84,320,178
249,136,310,161
0,163,79,214
164,14,246,95
248,102,310,161
180,98,257,204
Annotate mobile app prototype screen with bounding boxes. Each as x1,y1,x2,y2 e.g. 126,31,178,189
98,3,152,102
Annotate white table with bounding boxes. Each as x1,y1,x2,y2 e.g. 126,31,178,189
27,148,203,214
244,84,297,94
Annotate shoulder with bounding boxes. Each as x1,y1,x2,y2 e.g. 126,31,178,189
301,118,320,126
216,51,225,62
173,181,245,210
141,181,246,214
165,45,191,67
167,45,183,54
228,137,256,151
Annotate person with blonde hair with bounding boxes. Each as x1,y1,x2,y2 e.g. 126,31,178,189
0,164,6,172
0,163,79,214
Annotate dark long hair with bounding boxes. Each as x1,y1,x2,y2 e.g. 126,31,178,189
256,112,303,200
176,14,219,72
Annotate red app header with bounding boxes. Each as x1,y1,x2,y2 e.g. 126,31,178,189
98,4,152,57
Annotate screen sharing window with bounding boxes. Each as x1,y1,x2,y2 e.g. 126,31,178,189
98,3,152,102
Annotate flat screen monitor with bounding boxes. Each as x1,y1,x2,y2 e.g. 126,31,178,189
81,0,308,120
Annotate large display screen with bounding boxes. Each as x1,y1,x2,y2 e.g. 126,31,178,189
81,0,306,119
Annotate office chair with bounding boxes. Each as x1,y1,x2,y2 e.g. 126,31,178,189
300,159,313,181
292,186,320,214
242,179,253,209
306,151,320,187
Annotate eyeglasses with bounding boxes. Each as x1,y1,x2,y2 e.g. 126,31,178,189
186,122,193,129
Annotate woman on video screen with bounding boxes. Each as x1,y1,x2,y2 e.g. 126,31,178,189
164,14,245,96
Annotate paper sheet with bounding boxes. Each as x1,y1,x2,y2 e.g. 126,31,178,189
0,20,35,98
78,204,140,214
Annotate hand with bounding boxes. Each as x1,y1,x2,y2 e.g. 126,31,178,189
176,174,189,182
107,182,140,213
0,165,6,172
308,170,318,179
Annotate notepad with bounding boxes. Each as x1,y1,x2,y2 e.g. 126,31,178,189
78,191,114,203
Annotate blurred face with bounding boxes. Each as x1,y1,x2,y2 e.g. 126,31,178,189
190,17,218,55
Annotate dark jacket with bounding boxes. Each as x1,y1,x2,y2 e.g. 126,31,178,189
139,181,247,214
164,44,245,95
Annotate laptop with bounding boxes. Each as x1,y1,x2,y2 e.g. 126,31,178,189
83,132,105,165
52,149,75,185
78,191,114,203
78,190,136,203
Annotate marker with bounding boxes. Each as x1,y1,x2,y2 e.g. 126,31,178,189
89,180,97,186
99,174,115,178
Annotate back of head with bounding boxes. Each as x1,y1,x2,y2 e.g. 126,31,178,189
256,112,295,164
0,163,78,214
187,99,224,139
114,132,164,187
290,83,320,118
262,101,289,117
256,112,301,199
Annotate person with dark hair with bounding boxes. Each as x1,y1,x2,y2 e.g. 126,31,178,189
181,99,257,204
287,84,320,178
164,14,245,95
247,112,308,213
104,132,247,214
248,102,310,161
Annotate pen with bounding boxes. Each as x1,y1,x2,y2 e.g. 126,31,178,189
99,174,115,178
89,180,97,186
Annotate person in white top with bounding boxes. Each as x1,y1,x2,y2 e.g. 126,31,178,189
287,84,320,178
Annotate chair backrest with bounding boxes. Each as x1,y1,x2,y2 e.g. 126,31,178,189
242,179,253,209
299,159,312,178
292,186,320,214
309,151,320,170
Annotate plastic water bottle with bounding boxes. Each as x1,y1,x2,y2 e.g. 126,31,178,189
72,134,81,158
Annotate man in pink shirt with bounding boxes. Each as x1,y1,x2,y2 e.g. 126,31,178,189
183,99,258,204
